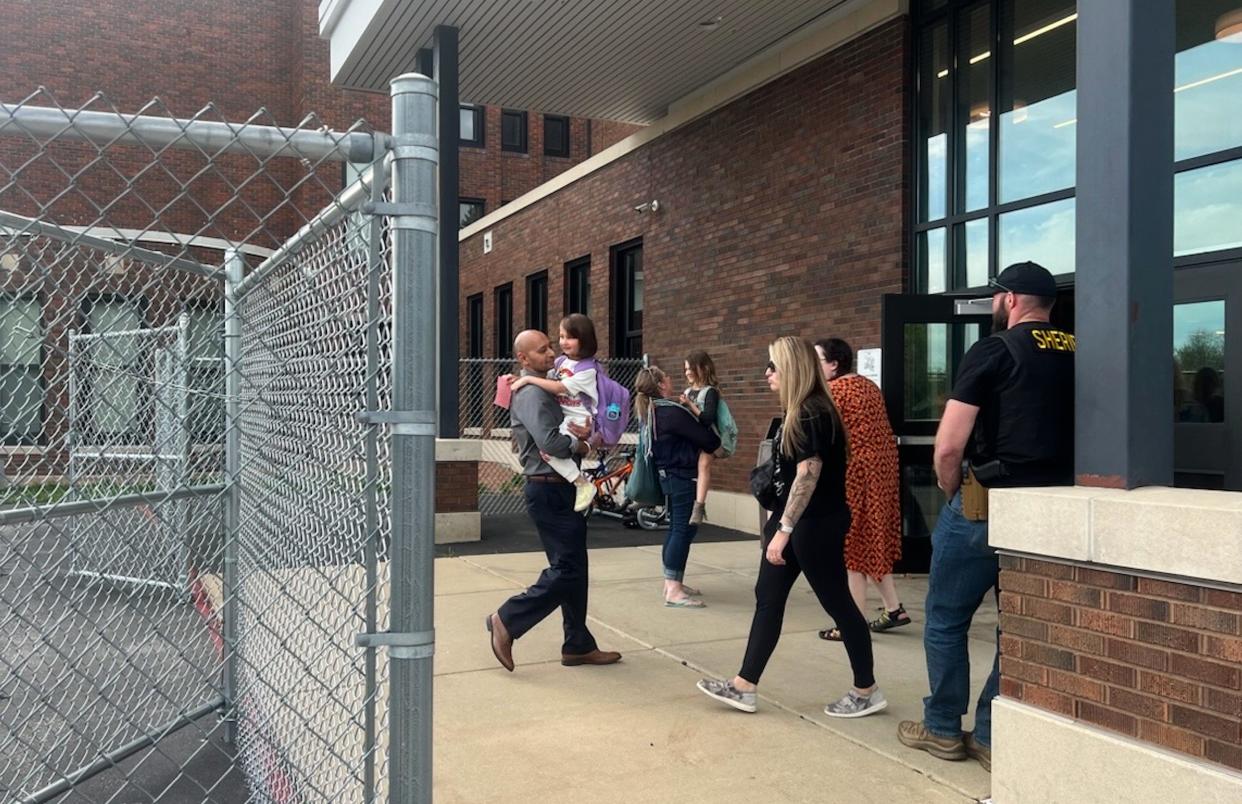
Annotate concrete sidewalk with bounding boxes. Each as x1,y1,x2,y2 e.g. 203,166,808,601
434,541,995,803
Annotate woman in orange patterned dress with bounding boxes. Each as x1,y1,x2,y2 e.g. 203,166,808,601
814,338,911,641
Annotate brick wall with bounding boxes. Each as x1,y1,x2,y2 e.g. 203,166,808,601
999,555,1242,772
435,461,479,513
458,19,910,494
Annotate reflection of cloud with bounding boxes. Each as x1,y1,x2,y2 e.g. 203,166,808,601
1174,301,1224,351
1175,160,1242,256
925,133,947,220
1175,43,1242,160
1000,90,1076,203
999,198,1075,275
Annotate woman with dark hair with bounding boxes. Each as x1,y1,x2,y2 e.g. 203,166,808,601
814,337,910,641
697,337,884,717
634,366,720,607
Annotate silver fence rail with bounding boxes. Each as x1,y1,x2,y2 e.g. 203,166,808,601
0,77,435,803
457,356,647,517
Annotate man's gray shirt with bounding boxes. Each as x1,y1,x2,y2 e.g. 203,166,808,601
510,369,581,476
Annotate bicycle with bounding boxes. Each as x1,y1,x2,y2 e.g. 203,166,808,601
582,446,668,530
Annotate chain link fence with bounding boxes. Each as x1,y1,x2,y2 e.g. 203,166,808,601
0,77,436,802
458,356,647,516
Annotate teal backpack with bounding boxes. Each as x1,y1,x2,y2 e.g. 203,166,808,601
691,387,738,457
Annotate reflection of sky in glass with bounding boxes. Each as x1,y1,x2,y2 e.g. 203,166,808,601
999,197,1075,275
925,133,947,221
924,228,947,293
1175,41,1242,161
1174,159,1242,256
966,122,989,211
964,218,988,288
999,89,1077,203
1174,300,1225,352
927,323,947,373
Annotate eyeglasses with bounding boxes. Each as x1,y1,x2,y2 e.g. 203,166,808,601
988,278,1012,293
765,360,777,373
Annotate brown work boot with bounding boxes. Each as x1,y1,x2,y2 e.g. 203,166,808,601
561,649,622,666
964,731,991,772
897,720,967,761
485,613,514,672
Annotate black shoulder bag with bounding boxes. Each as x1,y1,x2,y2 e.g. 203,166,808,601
749,425,786,510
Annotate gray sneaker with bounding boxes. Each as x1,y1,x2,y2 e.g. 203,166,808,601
697,678,757,713
824,688,888,718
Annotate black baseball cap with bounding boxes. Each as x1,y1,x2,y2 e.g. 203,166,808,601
989,261,1057,298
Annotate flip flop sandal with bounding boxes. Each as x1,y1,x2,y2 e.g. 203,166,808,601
682,586,702,597
665,597,706,608
817,626,844,641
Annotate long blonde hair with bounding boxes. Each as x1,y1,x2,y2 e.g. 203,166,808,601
634,366,667,424
770,336,847,459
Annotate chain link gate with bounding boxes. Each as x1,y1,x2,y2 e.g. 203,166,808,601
0,74,437,803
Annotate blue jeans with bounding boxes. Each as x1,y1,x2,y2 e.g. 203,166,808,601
923,492,1000,748
658,471,698,581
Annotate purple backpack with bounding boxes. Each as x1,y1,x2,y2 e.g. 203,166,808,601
555,355,632,447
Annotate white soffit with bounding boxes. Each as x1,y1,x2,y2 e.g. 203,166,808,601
322,0,856,123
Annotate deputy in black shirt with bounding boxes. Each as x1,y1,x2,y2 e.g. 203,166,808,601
898,261,1075,772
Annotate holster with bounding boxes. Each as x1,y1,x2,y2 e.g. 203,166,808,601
960,466,989,522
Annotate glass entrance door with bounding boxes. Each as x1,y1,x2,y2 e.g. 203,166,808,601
1175,262,1240,490
881,294,992,571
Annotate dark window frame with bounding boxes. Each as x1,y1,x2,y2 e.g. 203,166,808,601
610,239,643,359
467,293,485,358
526,270,549,334
564,256,591,316
494,283,514,358
501,109,528,153
459,197,485,230
0,292,46,446
460,104,485,148
543,115,571,158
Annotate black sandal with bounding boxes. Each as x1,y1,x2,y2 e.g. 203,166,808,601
817,626,843,642
870,605,912,632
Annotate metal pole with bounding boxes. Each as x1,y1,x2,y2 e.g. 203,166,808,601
435,25,461,439
388,73,439,804
0,104,376,163
222,249,244,746
362,146,388,803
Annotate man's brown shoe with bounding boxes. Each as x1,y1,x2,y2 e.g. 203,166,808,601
897,720,967,761
485,613,514,672
561,649,622,667
964,732,991,772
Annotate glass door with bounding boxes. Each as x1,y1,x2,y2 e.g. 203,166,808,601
1174,262,1240,490
881,293,992,571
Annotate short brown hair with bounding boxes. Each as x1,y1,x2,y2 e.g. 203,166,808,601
558,313,598,358
685,350,719,387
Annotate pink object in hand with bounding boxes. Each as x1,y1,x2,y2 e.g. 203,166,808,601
494,375,513,409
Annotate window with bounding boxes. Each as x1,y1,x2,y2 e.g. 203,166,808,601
526,271,548,333
914,0,1078,291
184,302,223,445
494,284,513,359
501,110,528,153
466,294,485,427
1174,300,1225,424
80,296,145,440
611,241,643,358
544,115,570,157
0,297,43,444
565,256,590,315
459,198,485,230
460,105,484,147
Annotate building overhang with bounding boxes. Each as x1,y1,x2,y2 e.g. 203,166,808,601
319,0,897,123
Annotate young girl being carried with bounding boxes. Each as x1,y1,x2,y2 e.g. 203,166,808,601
509,313,600,512
681,350,734,525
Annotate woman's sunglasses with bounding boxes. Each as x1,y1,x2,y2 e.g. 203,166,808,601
765,360,777,373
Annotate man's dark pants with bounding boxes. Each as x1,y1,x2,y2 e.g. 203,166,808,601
498,480,598,654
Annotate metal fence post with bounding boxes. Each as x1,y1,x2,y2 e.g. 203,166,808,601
222,249,244,746
388,72,439,804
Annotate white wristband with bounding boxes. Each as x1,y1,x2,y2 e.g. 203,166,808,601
779,523,794,534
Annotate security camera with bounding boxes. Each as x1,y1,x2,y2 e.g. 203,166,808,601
633,199,660,214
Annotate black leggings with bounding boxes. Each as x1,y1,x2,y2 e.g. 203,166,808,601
739,516,875,689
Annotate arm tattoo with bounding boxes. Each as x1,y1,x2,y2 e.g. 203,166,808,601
781,456,822,528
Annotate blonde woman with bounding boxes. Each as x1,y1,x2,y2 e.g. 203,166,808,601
634,366,720,607
697,337,885,717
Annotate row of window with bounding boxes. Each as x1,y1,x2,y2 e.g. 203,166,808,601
914,0,1242,292
466,240,644,361
459,105,572,157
